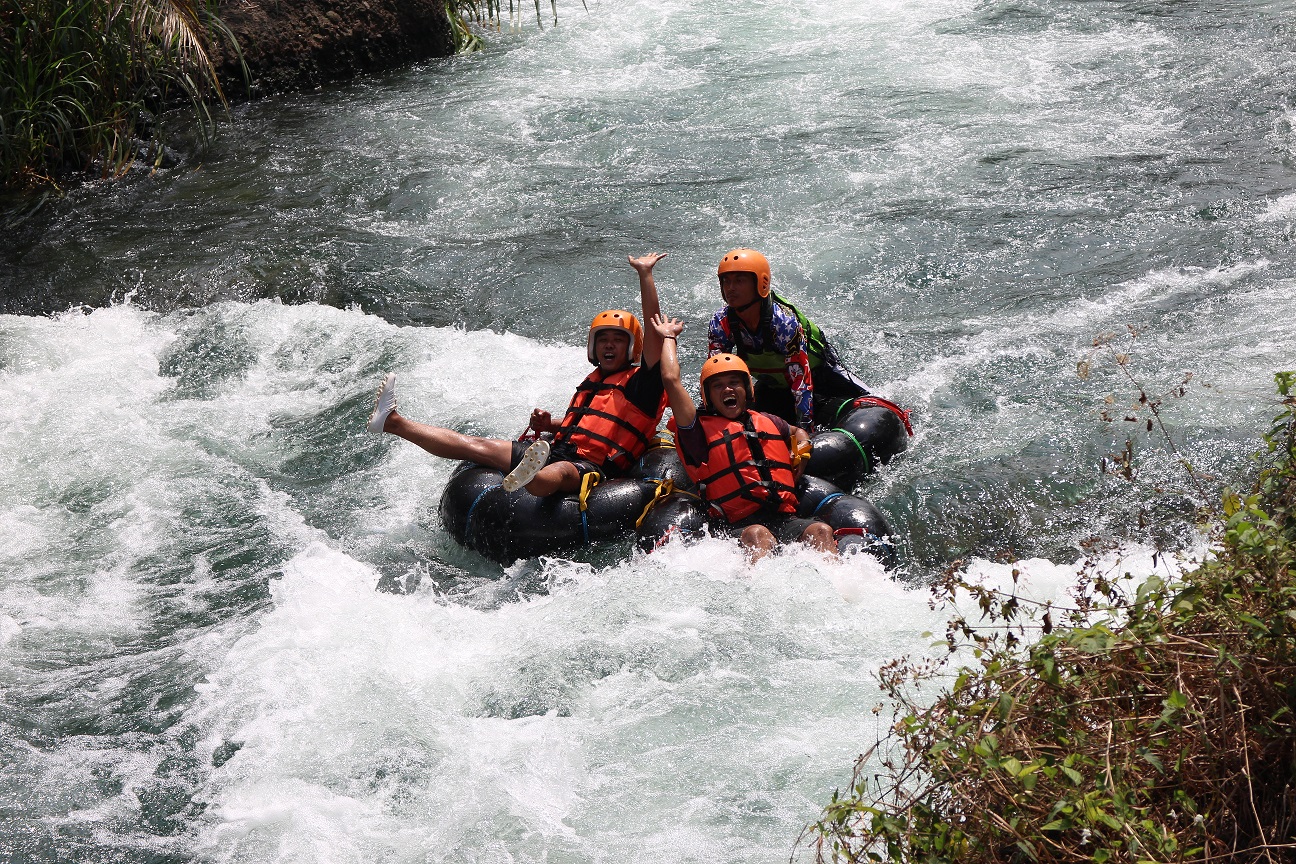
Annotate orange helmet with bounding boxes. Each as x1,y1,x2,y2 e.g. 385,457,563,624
717,248,772,298
587,310,643,365
699,353,753,408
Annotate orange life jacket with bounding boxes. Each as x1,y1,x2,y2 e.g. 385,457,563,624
667,411,798,522
554,367,666,475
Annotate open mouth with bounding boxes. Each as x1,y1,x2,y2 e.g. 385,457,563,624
722,394,739,409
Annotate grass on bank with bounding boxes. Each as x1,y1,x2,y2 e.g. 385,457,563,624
0,0,231,188
808,370,1296,863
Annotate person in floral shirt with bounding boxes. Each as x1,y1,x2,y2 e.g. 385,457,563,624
707,248,871,430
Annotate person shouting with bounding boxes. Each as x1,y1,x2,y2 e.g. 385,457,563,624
655,313,836,561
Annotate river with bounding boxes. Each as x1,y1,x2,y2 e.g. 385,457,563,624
2,1,1295,861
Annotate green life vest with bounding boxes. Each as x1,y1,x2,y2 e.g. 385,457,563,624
725,291,833,387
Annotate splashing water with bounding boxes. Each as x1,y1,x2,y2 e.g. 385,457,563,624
2,0,1295,860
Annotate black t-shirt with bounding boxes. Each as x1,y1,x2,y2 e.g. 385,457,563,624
675,410,791,468
620,361,666,418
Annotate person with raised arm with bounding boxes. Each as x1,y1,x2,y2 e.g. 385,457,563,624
654,313,837,561
366,253,670,496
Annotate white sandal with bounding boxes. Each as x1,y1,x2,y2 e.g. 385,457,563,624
367,373,398,433
501,439,551,492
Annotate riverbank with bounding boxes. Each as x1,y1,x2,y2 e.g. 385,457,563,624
810,373,1296,862
0,0,455,189
211,0,455,97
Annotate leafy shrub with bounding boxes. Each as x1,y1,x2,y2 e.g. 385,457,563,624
0,0,229,187
808,372,1296,863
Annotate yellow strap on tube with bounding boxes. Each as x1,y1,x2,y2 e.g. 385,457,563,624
650,431,675,450
634,478,674,529
578,472,601,512
634,479,703,529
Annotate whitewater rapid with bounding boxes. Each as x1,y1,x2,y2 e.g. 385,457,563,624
3,0,1296,860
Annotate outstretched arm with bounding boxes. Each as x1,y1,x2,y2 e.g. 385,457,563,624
651,313,696,428
629,252,667,367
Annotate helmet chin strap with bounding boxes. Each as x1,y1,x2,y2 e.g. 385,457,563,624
729,296,763,314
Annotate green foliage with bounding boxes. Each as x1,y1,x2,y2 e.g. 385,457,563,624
0,0,229,188
808,372,1296,863
444,0,499,51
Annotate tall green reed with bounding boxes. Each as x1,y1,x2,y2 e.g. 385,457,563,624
0,0,228,188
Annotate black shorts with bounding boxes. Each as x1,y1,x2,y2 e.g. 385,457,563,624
714,509,826,545
509,440,602,484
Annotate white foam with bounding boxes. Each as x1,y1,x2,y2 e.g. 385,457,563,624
186,525,1190,864
0,291,1257,863
0,614,19,647
184,533,914,859
1259,191,1296,222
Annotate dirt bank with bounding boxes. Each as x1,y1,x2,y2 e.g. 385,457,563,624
212,0,455,96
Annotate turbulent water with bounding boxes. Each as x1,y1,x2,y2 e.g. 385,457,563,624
3,1,1296,861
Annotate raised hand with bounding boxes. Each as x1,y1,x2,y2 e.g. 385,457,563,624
628,252,667,274
651,313,684,339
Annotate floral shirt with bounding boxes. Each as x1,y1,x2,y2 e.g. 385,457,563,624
708,302,814,429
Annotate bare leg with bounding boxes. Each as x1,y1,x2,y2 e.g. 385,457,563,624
740,525,778,562
384,411,514,471
800,522,839,556
386,411,584,498
525,461,582,497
